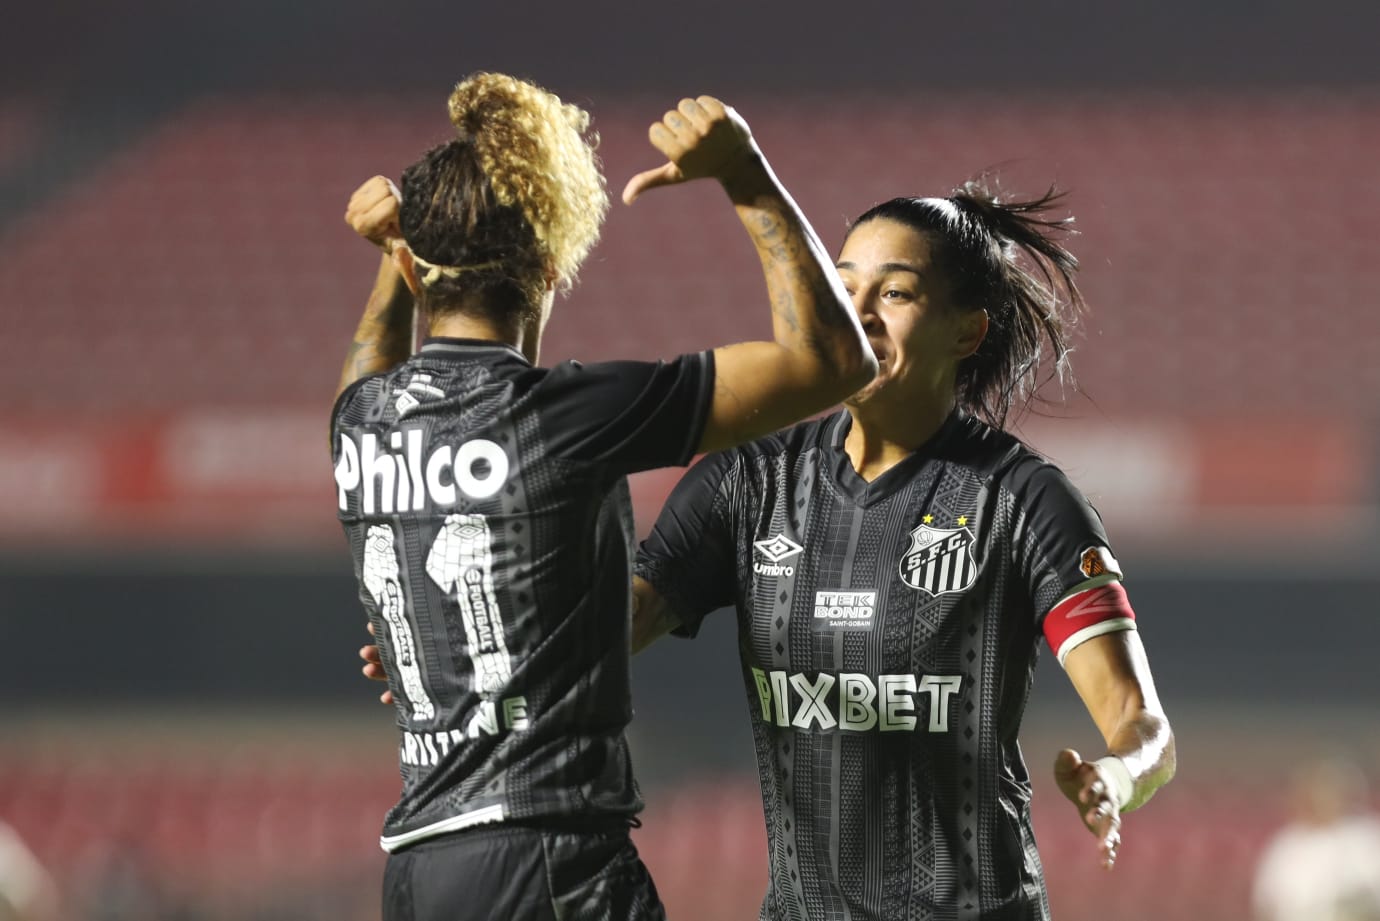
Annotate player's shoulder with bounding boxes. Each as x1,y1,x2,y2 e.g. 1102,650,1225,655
519,357,630,436
932,413,1032,479
754,411,834,453
535,355,609,388
1000,445,1076,496
677,413,834,494
538,352,705,386
971,424,1116,561
338,350,544,416
530,353,707,415
718,412,838,471
331,372,390,434
944,416,1080,499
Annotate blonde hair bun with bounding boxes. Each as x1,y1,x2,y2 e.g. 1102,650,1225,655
446,73,608,290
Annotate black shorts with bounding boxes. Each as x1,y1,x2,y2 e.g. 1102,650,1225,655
382,822,665,921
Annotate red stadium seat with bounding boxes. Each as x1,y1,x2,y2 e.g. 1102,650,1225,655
0,95,1377,420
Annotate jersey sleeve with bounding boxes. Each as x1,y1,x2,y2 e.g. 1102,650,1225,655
1011,458,1136,666
536,351,715,474
635,449,740,639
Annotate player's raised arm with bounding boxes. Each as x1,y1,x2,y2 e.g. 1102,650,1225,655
336,176,417,400
624,97,877,453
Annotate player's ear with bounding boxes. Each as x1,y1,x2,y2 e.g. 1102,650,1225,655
954,308,989,359
393,245,421,295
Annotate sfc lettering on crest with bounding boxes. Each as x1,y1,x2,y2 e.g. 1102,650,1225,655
900,524,978,596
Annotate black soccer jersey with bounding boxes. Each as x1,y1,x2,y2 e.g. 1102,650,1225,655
637,410,1135,921
332,338,713,852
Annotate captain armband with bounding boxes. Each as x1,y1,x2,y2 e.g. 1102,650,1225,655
1042,580,1137,667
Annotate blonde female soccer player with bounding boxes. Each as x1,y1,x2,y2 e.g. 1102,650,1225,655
335,74,875,921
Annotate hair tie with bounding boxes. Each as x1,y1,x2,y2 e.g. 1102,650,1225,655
408,250,503,286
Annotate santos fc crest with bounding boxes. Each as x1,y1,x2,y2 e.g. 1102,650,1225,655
900,524,978,596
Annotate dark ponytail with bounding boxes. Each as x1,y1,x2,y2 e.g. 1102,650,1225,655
851,178,1084,430
399,139,544,323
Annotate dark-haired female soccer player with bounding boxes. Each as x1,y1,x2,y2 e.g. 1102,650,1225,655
334,74,875,921
629,185,1177,920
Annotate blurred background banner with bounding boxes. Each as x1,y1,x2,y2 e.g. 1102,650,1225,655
2,1,1379,919
0,412,1368,544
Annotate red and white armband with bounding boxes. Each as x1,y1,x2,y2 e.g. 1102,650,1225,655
1043,578,1137,666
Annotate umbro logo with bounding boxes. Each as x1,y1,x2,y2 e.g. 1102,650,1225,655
754,534,803,563
753,534,803,578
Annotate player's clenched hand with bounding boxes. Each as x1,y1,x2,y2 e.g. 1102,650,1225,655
622,96,760,204
1054,749,1122,870
360,621,394,706
345,176,404,253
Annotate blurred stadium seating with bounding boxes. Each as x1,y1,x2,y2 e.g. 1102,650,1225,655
0,94,1374,549
1,95,1377,416
0,98,44,174
0,751,1301,921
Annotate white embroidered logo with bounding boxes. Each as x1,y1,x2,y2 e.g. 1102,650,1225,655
899,525,978,596
753,534,803,577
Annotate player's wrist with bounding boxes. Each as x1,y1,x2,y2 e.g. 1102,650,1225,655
1092,755,1135,810
718,150,772,203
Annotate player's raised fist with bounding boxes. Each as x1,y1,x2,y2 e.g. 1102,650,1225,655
345,175,404,252
622,96,761,204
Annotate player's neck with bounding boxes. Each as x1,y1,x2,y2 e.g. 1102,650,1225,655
427,310,542,365
843,397,955,482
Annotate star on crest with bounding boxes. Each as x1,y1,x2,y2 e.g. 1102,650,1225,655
922,514,934,524
956,515,968,526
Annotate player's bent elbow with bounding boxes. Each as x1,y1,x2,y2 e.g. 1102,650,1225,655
796,351,876,411
1161,724,1178,785
845,351,880,390
815,349,877,400
1125,715,1176,813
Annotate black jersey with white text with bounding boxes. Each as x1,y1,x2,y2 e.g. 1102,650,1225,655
637,410,1134,921
332,338,713,851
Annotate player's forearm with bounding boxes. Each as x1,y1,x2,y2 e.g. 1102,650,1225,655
722,158,876,390
1104,710,1176,812
336,254,417,398
630,576,681,654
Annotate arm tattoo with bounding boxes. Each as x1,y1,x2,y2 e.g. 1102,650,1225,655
750,204,852,351
718,157,870,426
336,257,416,399
711,368,755,445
